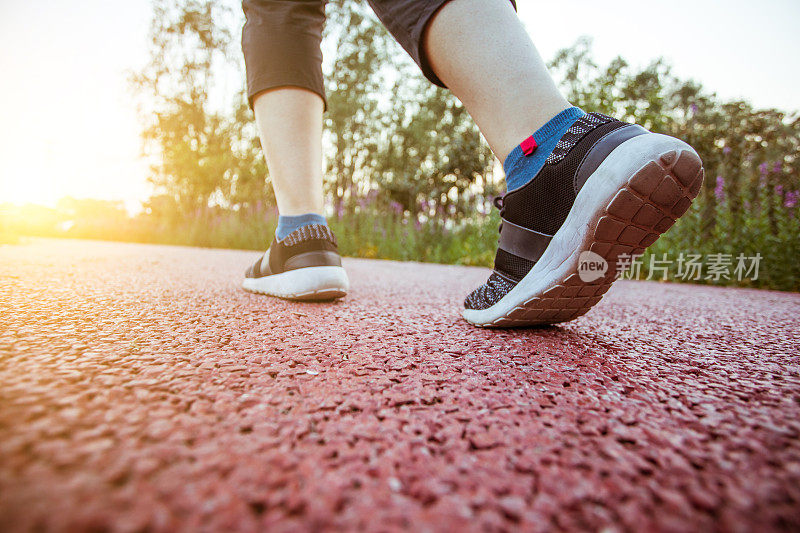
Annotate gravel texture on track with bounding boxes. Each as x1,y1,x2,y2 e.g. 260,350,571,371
1,239,799,532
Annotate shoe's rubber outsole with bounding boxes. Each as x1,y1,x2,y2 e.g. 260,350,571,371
242,266,349,301
463,133,704,328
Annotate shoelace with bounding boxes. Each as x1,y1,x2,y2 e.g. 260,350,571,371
493,195,505,212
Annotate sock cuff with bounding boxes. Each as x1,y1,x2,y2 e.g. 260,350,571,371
503,106,585,176
276,213,327,240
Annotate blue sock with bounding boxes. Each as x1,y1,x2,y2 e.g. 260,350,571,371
275,213,327,240
503,107,586,192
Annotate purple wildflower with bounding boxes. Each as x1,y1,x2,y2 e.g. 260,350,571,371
714,176,725,202
723,146,732,155
690,104,698,114
758,162,768,187
389,201,403,215
784,190,798,209
773,161,782,173
775,184,784,196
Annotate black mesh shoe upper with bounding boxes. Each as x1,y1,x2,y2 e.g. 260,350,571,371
465,113,633,310
502,115,627,235
246,224,341,279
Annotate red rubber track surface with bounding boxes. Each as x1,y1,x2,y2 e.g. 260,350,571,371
1,239,799,532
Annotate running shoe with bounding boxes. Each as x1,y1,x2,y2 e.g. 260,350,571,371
464,113,704,327
243,224,349,300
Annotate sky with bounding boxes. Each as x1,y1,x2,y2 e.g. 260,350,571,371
1,0,798,210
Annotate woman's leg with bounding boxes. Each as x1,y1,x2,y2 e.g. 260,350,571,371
242,0,328,220
422,0,570,162
241,0,348,300
369,0,703,326
252,88,325,217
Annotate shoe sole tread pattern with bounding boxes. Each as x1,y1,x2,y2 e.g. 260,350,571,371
471,146,703,327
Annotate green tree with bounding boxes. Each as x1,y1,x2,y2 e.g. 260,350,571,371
131,0,269,216
324,0,495,220
323,1,390,213
549,38,799,238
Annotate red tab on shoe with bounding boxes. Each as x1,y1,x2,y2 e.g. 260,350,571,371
520,135,537,156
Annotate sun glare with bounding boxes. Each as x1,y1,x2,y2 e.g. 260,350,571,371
0,172,58,207
0,1,152,212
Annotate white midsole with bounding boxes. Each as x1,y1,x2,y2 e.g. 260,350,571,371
463,133,695,325
242,266,349,299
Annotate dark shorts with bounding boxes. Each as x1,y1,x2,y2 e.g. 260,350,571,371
241,0,516,108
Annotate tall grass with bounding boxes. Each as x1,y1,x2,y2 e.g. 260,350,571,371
2,185,797,291
640,183,799,290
